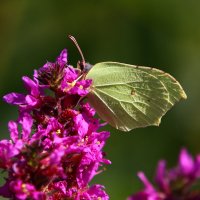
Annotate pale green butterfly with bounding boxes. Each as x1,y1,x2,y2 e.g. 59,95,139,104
69,35,187,132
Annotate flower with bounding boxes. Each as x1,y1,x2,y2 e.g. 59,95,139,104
60,66,92,96
0,49,110,199
3,76,43,112
128,148,200,200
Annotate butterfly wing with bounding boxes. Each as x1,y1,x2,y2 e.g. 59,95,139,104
85,62,187,131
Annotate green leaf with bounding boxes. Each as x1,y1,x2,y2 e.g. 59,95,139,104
85,62,187,132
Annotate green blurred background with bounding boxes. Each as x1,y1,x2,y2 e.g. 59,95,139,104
0,0,200,199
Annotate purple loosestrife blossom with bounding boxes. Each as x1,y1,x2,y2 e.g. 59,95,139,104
128,149,200,200
1,49,110,200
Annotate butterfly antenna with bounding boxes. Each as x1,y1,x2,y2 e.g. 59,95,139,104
68,35,85,69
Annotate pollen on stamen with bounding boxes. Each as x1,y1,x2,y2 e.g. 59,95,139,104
69,80,76,87
79,85,83,90
96,141,101,145
64,80,77,92
22,184,27,193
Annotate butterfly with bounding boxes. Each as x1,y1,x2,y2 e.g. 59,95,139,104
69,35,187,132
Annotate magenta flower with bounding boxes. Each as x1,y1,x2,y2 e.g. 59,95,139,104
56,49,67,65
3,76,43,111
128,148,200,200
9,180,45,200
60,66,92,96
0,49,110,200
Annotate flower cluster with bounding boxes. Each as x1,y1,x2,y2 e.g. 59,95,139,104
128,149,200,200
0,49,110,199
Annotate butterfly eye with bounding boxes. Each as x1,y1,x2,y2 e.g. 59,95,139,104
83,63,93,73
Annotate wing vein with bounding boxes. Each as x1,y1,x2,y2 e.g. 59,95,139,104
92,91,128,130
95,88,153,124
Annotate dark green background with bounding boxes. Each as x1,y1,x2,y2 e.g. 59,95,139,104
0,1,200,199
